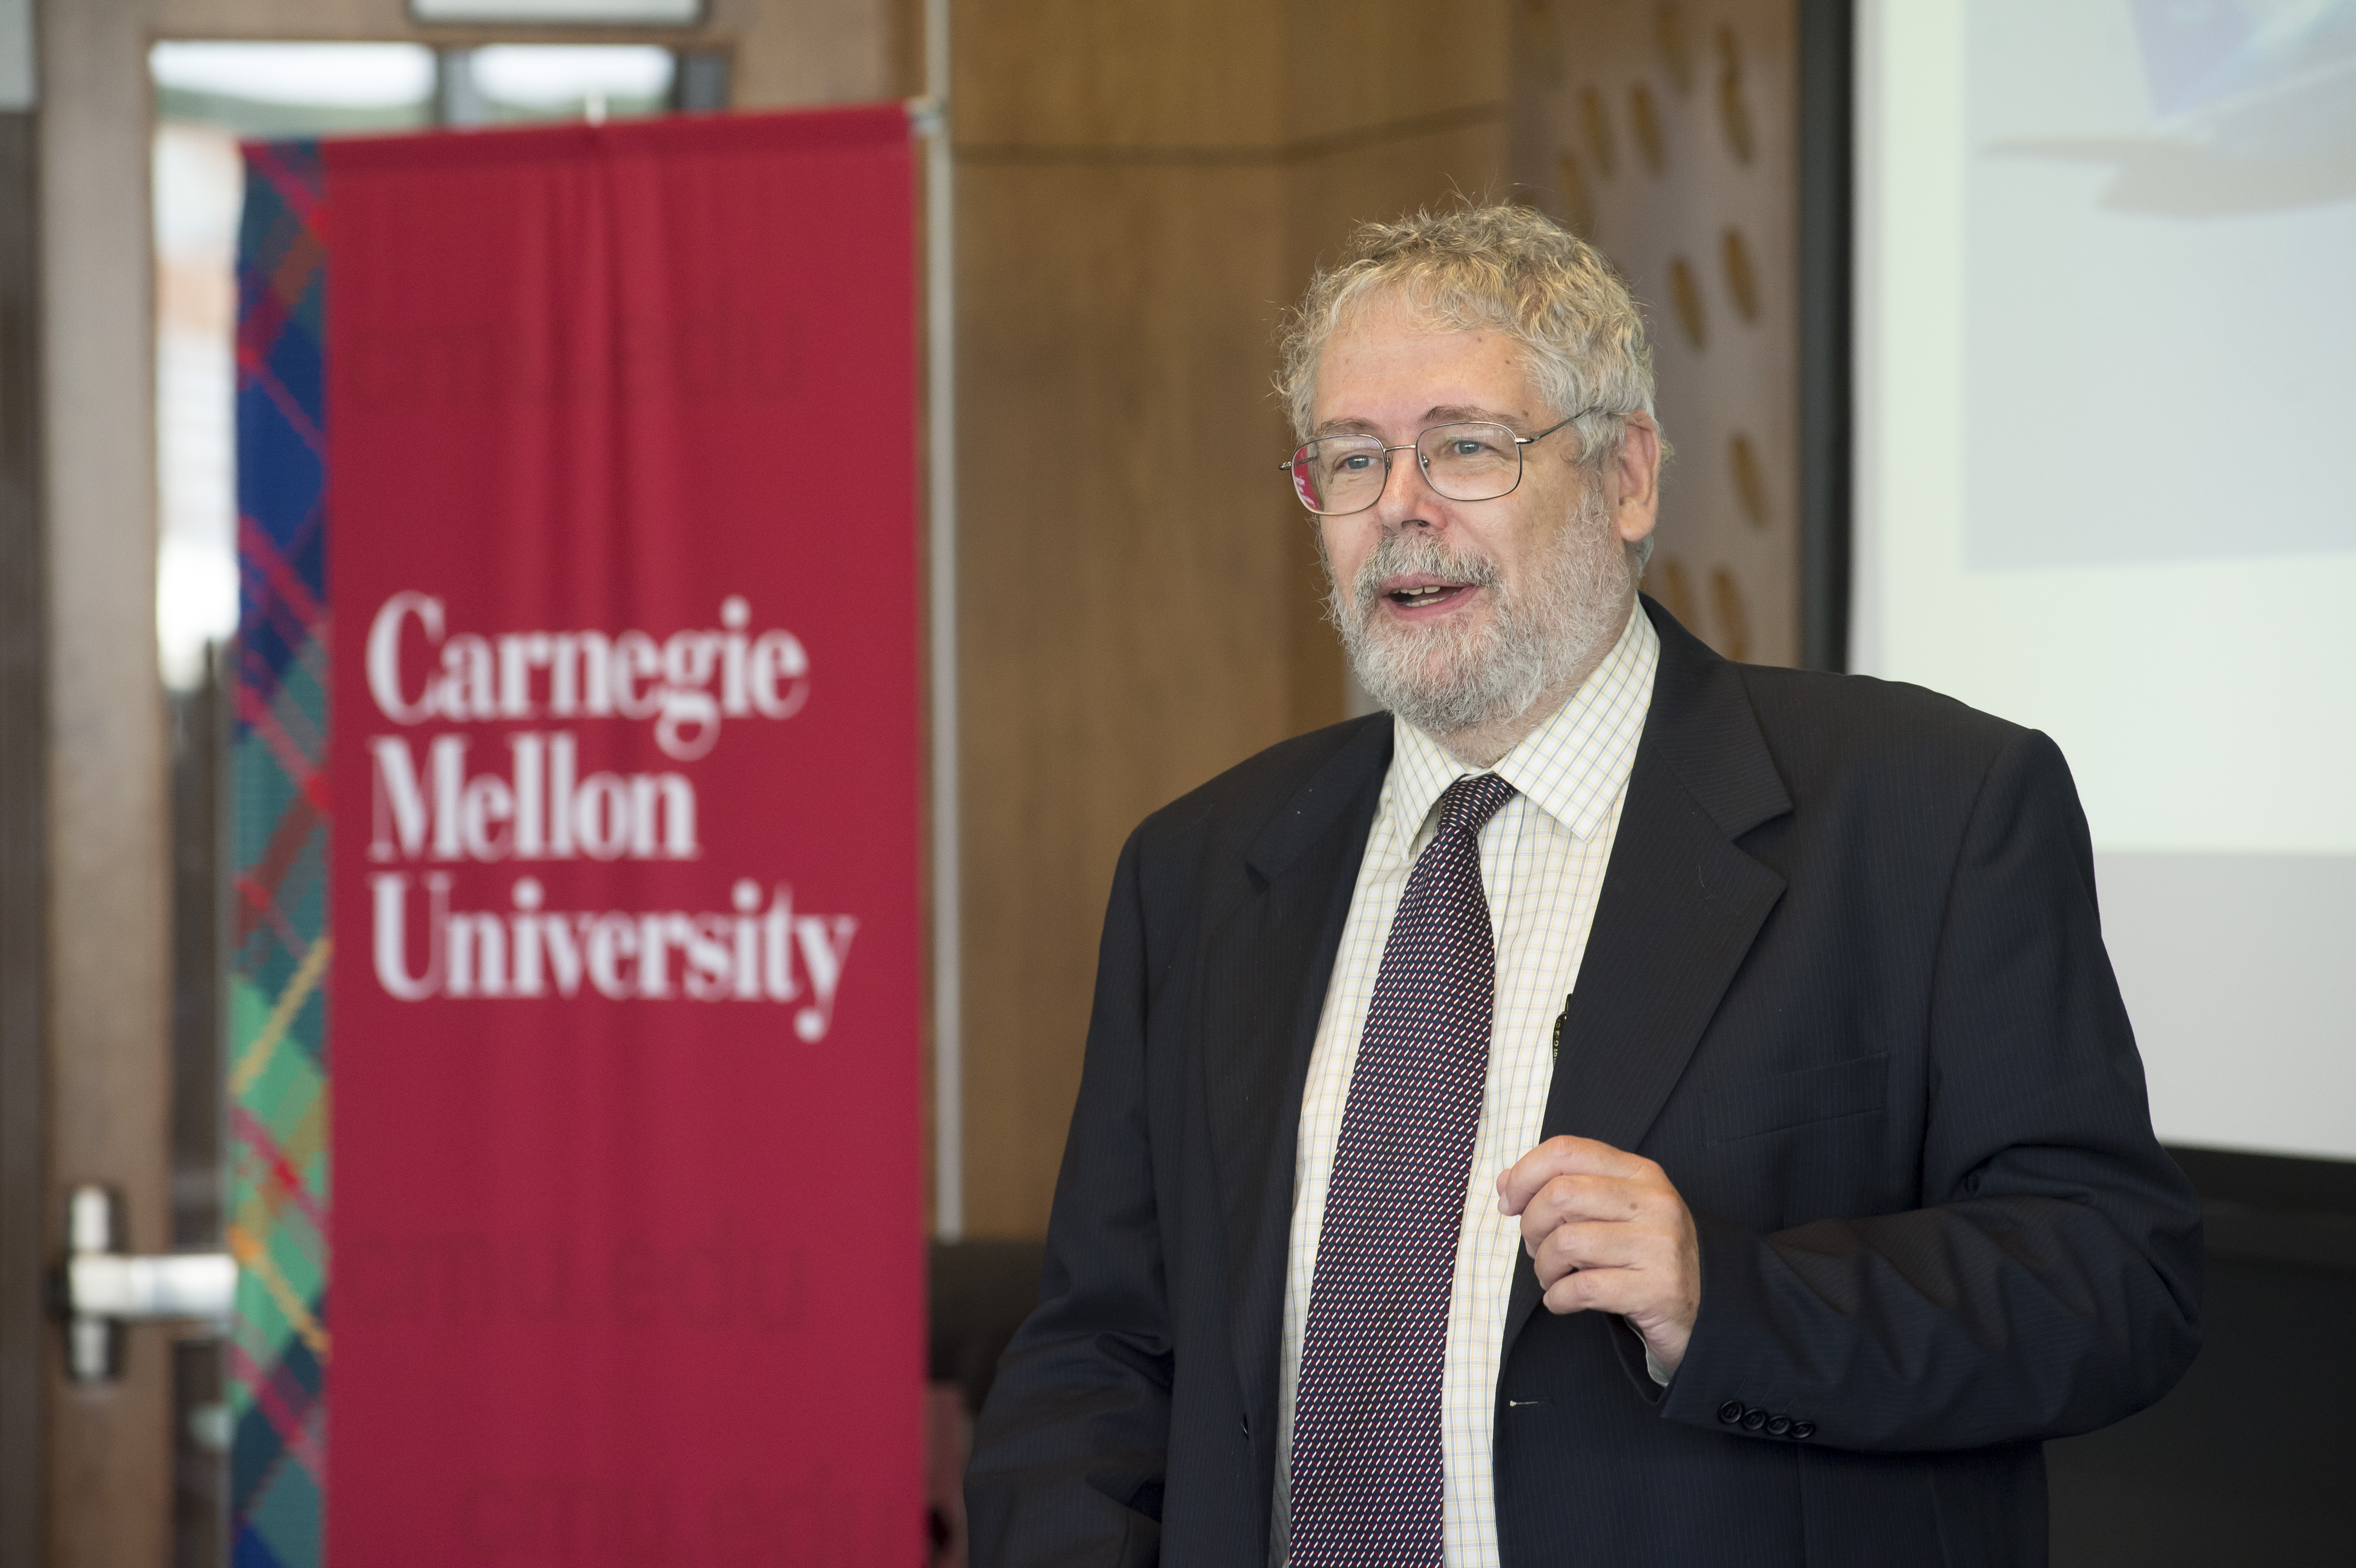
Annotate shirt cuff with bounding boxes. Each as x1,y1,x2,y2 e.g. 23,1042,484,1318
1622,1317,1671,1386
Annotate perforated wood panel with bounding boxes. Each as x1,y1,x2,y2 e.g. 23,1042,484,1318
1511,0,1800,666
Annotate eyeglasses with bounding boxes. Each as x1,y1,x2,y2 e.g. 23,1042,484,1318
1279,411,1593,516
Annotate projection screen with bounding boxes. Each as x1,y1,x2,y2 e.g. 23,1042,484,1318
1853,0,2356,1160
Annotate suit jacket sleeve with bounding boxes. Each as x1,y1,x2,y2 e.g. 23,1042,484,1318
966,828,1171,1567
1658,729,2204,1451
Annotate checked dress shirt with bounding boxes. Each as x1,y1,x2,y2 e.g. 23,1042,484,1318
1271,603,1659,1567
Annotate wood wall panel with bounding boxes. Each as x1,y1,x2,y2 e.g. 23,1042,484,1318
956,162,1297,1233
955,0,1507,152
1510,0,1801,666
1276,1,1510,149
950,4,1510,1237
955,0,1287,148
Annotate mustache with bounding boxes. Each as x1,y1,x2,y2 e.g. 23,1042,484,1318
1349,532,1505,617
1323,491,1632,742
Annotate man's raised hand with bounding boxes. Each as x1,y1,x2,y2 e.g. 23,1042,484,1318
1495,1135,1702,1376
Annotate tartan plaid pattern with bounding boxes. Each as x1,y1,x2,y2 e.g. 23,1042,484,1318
229,138,331,1568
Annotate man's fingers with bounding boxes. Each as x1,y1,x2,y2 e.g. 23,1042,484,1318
1535,1248,1684,1311
1540,1263,1649,1317
1529,1219,1660,1284
1495,1135,1656,1215
1516,1172,1651,1252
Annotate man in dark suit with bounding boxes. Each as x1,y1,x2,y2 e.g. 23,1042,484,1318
966,205,2200,1567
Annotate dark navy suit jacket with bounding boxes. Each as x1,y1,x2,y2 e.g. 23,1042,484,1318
967,599,2202,1567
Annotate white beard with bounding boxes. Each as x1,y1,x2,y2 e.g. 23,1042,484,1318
1327,492,1632,741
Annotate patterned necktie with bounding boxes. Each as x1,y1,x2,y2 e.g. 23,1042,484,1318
1290,771,1517,1567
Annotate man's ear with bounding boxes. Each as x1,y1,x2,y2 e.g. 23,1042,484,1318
1612,412,1662,549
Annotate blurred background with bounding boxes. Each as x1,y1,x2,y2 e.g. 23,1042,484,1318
1,0,2350,1564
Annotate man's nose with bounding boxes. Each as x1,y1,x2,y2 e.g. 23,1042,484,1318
1373,444,1442,528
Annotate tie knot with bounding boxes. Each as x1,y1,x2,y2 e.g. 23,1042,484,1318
1436,772,1516,839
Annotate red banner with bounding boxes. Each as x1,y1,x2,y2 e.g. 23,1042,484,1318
323,109,921,1563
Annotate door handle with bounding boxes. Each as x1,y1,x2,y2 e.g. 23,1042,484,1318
58,1185,235,1382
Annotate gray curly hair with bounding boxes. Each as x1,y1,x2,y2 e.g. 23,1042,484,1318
1275,204,1664,566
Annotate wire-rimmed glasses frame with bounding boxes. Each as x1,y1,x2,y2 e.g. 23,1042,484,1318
1279,408,1596,517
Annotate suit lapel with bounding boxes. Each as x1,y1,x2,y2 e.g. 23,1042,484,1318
1501,601,1794,1357
1195,718,1390,1475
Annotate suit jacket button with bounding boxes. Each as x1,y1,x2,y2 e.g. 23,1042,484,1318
1790,1421,1815,1440
1765,1416,1792,1437
1742,1409,1768,1431
1718,1400,1745,1425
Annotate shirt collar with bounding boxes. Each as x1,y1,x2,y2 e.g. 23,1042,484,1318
1386,601,1659,846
